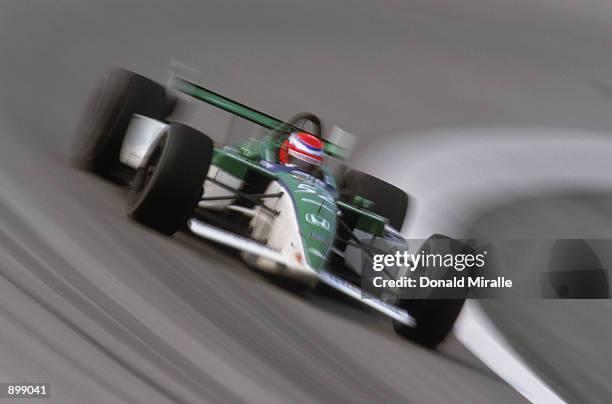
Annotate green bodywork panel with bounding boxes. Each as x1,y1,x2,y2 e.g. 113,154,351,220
231,136,276,163
351,195,375,210
337,201,386,236
275,172,338,270
212,148,276,180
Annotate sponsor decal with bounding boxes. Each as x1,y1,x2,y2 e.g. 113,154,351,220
295,183,318,194
308,231,328,244
300,197,335,214
295,183,335,205
305,213,330,231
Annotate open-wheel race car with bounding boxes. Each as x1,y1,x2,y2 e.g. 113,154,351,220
72,66,466,349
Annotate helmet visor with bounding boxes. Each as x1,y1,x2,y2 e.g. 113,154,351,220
287,150,321,174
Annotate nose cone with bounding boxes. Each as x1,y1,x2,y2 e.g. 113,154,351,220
276,172,337,270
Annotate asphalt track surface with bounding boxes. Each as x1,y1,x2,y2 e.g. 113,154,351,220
469,195,612,403
2,0,612,402
357,129,612,402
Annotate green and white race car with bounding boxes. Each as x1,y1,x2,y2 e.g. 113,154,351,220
73,67,466,349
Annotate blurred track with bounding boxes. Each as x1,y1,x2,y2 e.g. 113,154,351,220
4,0,612,402
0,140,520,402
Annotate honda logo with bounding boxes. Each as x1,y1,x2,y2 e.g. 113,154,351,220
305,213,330,231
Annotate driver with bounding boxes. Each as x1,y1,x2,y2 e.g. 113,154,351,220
279,132,324,175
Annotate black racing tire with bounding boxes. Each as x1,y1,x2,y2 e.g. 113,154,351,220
127,123,213,235
340,170,409,230
73,67,174,182
393,299,465,349
393,235,470,349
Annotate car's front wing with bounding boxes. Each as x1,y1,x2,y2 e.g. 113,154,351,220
187,218,415,327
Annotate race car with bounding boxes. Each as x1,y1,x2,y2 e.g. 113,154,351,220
72,67,466,349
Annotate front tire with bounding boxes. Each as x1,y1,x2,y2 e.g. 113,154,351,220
393,235,471,349
340,171,464,349
393,299,465,349
73,68,172,183
128,123,213,235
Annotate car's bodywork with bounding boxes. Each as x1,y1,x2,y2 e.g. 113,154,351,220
118,75,415,327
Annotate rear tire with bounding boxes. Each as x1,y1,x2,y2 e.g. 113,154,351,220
128,123,213,235
340,170,409,229
73,68,173,183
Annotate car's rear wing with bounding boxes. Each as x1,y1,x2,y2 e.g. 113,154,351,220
168,65,354,159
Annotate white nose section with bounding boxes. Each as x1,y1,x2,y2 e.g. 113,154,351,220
120,114,168,169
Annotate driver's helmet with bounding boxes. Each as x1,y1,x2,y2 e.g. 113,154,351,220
279,132,323,174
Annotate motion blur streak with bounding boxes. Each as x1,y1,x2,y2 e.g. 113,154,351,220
455,302,566,404
356,128,612,239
